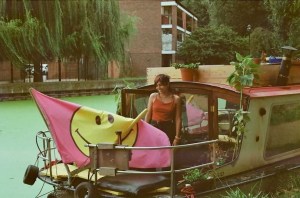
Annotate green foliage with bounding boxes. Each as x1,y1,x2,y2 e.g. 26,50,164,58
171,62,200,69
0,0,135,80
222,187,268,198
227,52,259,136
208,1,270,36
250,27,280,57
227,53,259,92
181,0,300,58
264,0,300,52
112,80,136,115
177,25,247,65
179,0,209,26
183,169,209,184
232,109,250,137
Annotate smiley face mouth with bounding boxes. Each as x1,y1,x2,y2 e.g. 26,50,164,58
75,128,91,144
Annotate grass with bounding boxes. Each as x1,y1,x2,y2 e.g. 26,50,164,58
226,174,300,198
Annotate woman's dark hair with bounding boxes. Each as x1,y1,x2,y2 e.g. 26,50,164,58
154,74,170,86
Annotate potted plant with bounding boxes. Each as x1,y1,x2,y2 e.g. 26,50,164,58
180,169,213,193
171,62,200,81
227,52,259,139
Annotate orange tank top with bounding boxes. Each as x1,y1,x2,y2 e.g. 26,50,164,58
151,94,175,121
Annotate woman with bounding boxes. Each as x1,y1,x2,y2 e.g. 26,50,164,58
145,74,182,145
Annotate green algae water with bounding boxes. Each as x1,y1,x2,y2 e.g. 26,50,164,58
0,95,116,198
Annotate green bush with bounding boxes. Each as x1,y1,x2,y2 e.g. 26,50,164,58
183,169,209,184
250,27,280,57
177,25,247,65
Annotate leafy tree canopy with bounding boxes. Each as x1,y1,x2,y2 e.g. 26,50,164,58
264,0,300,55
179,0,209,26
177,25,247,65
207,0,270,36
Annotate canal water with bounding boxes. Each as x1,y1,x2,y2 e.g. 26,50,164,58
0,94,116,198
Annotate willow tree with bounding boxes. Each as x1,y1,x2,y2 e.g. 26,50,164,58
0,0,134,82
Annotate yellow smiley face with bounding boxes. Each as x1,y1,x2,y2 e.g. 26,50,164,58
70,106,137,156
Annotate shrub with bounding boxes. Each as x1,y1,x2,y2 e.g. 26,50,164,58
177,25,247,65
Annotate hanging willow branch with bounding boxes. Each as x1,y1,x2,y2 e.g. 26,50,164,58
0,0,135,76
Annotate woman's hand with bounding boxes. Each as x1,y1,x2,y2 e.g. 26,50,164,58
172,139,180,145
172,136,181,145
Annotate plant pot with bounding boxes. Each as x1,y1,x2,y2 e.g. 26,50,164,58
292,60,300,65
253,58,261,65
180,68,198,81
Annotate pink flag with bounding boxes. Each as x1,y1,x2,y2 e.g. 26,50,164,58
30,88,170,168
130,120,170,168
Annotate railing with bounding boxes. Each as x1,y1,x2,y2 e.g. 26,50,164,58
36,131,56,183
36,131,218,197
87,139,218,197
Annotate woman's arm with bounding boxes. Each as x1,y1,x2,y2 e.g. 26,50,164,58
173,95,182,145
145,93,155,123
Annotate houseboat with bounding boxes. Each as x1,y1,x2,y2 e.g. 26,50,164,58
23,59,300,197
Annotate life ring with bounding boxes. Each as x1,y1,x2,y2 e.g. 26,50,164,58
23,165,39,185
75,182,97,198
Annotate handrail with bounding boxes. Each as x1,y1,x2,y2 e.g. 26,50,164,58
88,139,218,197
36,131,218,197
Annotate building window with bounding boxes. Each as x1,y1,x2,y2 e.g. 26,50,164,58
186,15,193,32
177,8,183,28
162,54,172,67
182,93,209,143
177,30,184,48
162,29,172,51
265,102,300,158
161,6,172,25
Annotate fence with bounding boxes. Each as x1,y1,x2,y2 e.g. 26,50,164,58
0,60,121,84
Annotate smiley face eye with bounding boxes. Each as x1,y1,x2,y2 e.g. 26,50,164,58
108,114,114,123
95,115,101,125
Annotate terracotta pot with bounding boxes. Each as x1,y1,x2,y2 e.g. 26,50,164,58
292,60,300,65
180,68,198,81
253,58,261,64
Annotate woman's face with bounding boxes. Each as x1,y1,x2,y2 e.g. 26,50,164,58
156,81,169,93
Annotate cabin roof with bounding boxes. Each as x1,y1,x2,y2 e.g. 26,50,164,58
202,82,300,98
243,85,300,97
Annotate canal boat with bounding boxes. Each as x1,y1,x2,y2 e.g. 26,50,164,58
23,59,300,197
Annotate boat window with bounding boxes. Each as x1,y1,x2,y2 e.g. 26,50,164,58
216,97,239,166
176,92,212,169
122,89,213,169
180,93,209,143
123,91,211,144
265,102,300,158
123,93,150,118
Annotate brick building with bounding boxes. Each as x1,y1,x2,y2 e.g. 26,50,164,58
119,0,198,76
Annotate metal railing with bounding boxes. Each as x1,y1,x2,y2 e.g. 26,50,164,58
87,139,218,197
35,131,218,197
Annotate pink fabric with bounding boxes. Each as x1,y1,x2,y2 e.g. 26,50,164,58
186,103,205,126
129,120,170,168
30,88,170,168
30,88,89,167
